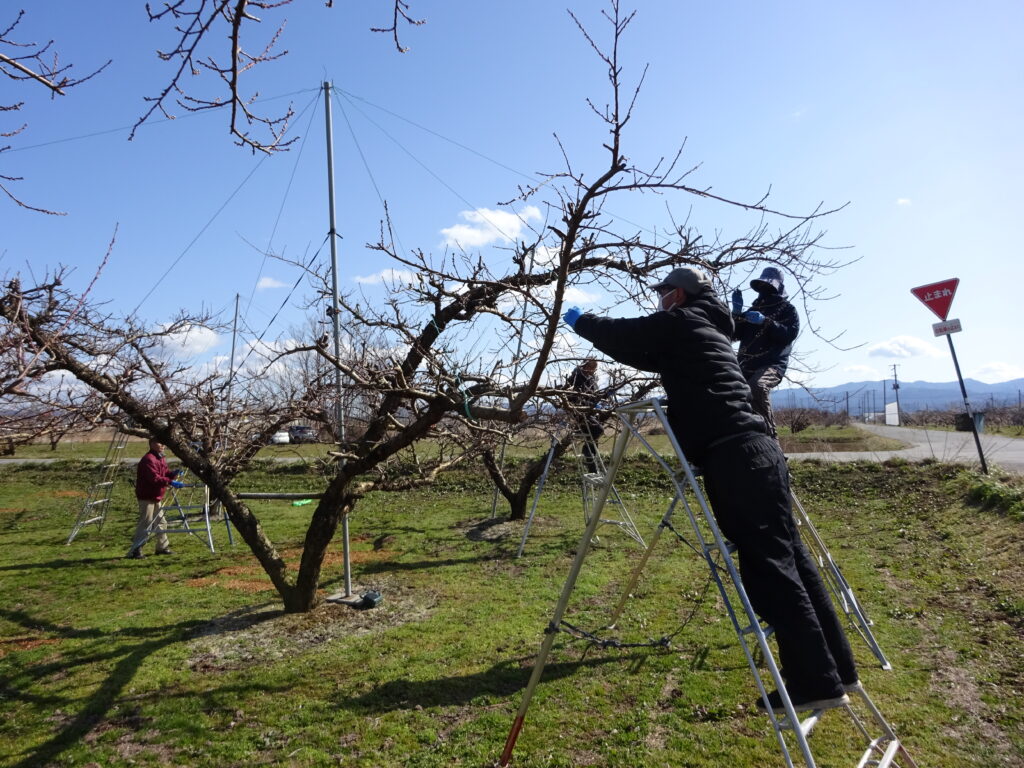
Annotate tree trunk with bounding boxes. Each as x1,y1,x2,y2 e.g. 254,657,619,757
484,438,571,521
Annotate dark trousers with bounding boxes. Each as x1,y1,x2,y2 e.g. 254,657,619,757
701,433,857,697
744,366,783,438
575,417,604,473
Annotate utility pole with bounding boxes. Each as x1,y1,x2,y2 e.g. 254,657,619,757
891,364,902,426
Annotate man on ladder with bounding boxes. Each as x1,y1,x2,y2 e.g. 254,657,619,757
562,265,858,713
564,358,604,473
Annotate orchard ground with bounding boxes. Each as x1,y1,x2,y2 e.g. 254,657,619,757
1,450,1022,767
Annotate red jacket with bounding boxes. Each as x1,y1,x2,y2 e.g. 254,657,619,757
135,450,174,501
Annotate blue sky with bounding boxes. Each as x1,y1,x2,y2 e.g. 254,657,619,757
5,1,1022,389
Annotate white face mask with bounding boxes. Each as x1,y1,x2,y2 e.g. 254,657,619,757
657,288,681,312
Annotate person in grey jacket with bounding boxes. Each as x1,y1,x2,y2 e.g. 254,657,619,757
732,266,799,439
562,266,856,714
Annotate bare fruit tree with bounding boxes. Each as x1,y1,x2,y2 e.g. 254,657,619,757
0,10,109,213
2,1,422,213
1,1,850,613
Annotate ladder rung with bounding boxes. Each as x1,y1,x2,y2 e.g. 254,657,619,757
797,710,823,737
85,499,110,507
703,540,736,555
95,481,113,487
857,737,900,768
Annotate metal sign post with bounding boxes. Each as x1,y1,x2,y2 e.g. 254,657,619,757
910,278,988,474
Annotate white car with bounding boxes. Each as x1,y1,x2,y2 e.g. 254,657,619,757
269,431,290,445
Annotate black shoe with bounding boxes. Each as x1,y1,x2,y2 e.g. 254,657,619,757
154,549,174,556
756,688,849,714
126,549,145,560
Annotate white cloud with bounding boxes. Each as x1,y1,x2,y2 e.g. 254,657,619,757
867,336,942,359
440,206,541,249
354,268,418,286
564,286,600,305
968,362,1024,384
160,324,220,358
896,198,912,206
256,276,288,290
496,284,601,315
842,364,881,380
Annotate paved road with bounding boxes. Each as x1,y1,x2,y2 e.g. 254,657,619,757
787,423,1024,473
3,427,1022,473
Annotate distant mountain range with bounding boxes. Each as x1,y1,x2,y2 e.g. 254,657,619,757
772,378,1024,415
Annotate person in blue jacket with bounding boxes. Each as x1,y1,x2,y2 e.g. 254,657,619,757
561,266,857,714
731,266,799,439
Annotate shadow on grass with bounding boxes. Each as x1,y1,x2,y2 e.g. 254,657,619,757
335,653,645,714
0,609,207,768
0,555,118,572
356,554,499,575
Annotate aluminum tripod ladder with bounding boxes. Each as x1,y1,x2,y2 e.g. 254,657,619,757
135,471,233,553
66,430,129,544
516,427,645,558
791,490,892,670
500,399,916,768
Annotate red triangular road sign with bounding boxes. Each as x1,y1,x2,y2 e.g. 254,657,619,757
910,278,959,321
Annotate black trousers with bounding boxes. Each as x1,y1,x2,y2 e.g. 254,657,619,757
701,433,857,697
575,416,604,473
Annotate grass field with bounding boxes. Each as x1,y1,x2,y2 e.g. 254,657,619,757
5,440,333,461
1,456,1022,767
4,423,908,463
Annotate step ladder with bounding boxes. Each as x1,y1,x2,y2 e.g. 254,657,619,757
516,428,645,558
791,489,892,670
138,470,233,553
500,398,916,768
66,430,129,544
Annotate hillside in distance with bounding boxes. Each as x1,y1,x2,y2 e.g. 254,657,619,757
773,378,1024,414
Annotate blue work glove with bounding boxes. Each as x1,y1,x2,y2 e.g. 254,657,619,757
743,310,766,325
562,307,582,329
731,289,743,315
172,469,184,478
170,480,185,489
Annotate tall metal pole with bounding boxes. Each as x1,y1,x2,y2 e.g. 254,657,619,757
945,334,988,474
226,293,240,411
324,81,353,597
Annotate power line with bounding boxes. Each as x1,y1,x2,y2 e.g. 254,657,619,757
6,88,318,155
232,235,331,376
335,89,540,247
334,85,661,241
243,90,323,318
131,155,272,315
132,91,321,317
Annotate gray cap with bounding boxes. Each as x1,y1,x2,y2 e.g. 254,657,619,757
650,266,711,295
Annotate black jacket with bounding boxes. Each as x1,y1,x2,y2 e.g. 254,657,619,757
574,288,766,462
734,292,799,376
565,367,599,409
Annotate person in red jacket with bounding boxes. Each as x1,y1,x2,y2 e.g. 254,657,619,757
127,438,181,559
